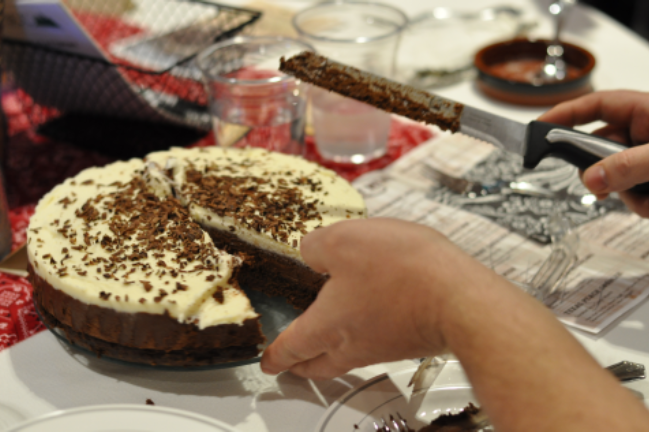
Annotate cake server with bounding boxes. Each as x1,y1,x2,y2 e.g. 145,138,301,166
279,52,649,194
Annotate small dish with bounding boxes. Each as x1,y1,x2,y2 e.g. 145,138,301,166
474,38,596,106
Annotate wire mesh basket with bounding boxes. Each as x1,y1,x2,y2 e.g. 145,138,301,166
2,0,262,132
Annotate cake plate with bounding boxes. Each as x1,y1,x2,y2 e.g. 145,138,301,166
36,287,301,371
6,404,242,432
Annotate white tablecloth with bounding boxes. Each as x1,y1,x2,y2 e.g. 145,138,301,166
3,1,649,431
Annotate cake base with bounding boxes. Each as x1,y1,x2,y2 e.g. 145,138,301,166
35,298,261,367
29,264,265,367
203,225,327,311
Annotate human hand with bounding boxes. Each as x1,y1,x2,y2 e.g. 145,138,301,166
538,90,649,216
260,218,494,380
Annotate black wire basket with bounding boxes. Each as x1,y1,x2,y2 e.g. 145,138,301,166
2,0,262,134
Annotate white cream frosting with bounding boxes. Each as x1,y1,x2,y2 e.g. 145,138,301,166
146,147,367,261
27,159,258,329
28,148,367,330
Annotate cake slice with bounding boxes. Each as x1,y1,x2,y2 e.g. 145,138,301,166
279,51,464,133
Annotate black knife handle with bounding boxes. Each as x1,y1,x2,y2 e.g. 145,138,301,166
524,121,649,195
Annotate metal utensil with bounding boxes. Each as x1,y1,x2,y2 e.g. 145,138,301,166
373,414,410,432
431,167,556,199
607,360,646,382
373,405,489,432
535,0,576,83
278,52,649,195
529,211,580,301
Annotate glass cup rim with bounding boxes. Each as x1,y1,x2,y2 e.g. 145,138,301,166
292,1,408,44
196,35,315,85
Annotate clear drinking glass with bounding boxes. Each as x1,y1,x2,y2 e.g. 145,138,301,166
196,36,313,155
293,1,407,164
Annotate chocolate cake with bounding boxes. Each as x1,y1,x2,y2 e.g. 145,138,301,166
279,51,464,133
27,148,366,366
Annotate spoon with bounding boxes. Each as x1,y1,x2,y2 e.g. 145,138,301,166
537,0,576,83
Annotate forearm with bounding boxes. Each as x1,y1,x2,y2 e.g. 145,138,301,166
437,267,649,432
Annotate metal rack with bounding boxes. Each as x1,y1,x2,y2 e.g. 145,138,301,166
2,0,262,131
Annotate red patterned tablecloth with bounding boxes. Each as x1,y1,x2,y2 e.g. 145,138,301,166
0,205,44,352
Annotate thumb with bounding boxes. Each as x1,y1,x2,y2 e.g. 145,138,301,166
260,305,329,375
582,144,649,194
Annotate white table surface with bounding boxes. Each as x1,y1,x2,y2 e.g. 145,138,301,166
3,1,649,431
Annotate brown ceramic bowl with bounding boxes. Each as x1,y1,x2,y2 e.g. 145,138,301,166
474,38,596,106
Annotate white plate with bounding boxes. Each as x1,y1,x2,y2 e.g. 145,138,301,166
315,361,478,432
7,404,241,432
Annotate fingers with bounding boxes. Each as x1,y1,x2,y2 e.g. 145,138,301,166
288,353,353,381
618,191,649,219
300,219,363,274
299,224,331,274
591,124,632,145
538,90,649,131
260,313,326,375
578,170,609,201
582,143,649,194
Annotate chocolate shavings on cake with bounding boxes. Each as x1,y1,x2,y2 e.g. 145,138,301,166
182,163,324,245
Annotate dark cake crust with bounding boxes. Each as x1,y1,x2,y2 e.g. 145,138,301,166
203,225,326,311
35,298,261,367
29,264,265,366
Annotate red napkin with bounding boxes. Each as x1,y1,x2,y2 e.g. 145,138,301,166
0,205,45,352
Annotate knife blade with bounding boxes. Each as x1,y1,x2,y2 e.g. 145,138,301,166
279,52,649,194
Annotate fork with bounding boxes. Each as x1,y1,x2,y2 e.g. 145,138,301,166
373,413,411,432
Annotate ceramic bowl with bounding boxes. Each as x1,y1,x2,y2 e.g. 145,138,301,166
473,38,596,106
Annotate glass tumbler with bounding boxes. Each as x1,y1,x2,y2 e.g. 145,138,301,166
293,1,407,164
196,36,314,155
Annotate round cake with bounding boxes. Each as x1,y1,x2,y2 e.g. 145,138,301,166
27,147,367,366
